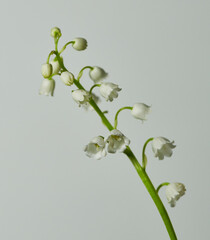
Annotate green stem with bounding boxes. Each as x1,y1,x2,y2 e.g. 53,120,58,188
157,182,170,193
142,138,154,169
52,50,177,240
114,106,132,129
54,51,67,71
124,147,177,240
54,38,59,52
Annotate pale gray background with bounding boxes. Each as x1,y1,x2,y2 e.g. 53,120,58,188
0,0,209,239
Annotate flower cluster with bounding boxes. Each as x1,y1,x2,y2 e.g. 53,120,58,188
39,26,186,217
84,130,130,160
40,28,89,96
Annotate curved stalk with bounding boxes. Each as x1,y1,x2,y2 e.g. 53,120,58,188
114,106,132,129
142,138,154,169
77,66,93,81
59,41,75,54
53,50,177,240
89,84,100,95
46,50,56,63
157,182,170,193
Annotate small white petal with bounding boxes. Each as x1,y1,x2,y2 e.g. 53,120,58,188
107,140,116,153
110,129,123,137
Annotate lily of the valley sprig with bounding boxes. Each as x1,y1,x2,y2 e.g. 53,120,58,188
39,27,186,240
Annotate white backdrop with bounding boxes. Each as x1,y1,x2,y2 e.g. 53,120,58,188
0,0,209,239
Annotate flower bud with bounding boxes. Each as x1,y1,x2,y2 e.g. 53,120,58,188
72,38,88,51
50,59,61,75
39,79,55,96
41,63,53,78
89,66,108,83
50,27,61,38
60,71,74,86
131,103,151,122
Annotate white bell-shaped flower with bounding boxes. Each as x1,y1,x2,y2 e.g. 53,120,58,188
84,136,107,160
50,59,61,75
89,66,108,83
60,71,74,86
39,79,55,96
165,183,186,207
72,38,87,51
51,27,61,38
151,137,176,160
131,103,151,122
106,129,130,153
99,82,121,102
72,89,90,106
41,63,53,78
